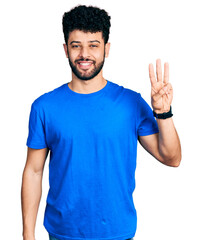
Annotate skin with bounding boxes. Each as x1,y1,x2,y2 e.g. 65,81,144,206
139,59,181,167
21,148,49,240
63,30,110,94
21,30,181,240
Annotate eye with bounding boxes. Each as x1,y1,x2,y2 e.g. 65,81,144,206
72,45,80,48
90,45,98,48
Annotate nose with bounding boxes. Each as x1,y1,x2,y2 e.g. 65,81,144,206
79,46,90,59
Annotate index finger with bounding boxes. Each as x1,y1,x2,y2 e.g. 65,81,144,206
149,63,156,86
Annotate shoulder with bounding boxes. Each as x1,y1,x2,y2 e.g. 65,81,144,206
31,84,67,112
109,80,141,101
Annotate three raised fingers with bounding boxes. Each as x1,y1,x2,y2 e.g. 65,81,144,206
149,59,169,85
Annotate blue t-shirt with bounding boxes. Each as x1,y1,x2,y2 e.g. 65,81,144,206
27,80,159,240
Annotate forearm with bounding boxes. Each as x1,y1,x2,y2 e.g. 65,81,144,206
157,117,181,166
21,167,43,240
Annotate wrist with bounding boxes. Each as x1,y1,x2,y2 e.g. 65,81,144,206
153,106,173,119
153,109,170,114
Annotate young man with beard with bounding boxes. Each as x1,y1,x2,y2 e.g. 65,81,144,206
21,5,181,240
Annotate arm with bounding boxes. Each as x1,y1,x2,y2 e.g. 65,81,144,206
139,117,181,167
139,59,181,167
21,147,49,240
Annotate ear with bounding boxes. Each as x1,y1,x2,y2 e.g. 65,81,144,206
63,43,69,58
105,42,111,58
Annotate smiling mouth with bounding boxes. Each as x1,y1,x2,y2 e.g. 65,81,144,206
77,61,94,70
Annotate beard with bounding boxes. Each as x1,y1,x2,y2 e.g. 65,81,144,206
68,51,106,81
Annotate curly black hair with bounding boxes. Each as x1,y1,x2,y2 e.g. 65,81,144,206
62,5,111,45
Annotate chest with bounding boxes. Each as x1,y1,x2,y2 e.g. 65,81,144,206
45,98,136,147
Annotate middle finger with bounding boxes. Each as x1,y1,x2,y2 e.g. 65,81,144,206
156,59,162,82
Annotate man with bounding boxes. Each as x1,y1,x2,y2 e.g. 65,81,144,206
21,5,181,240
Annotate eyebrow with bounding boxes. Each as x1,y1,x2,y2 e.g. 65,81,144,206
89,40,101,44
70,40,101,45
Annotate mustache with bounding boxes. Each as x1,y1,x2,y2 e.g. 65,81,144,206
75,58,95,63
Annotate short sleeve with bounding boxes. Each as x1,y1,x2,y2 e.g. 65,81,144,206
137,93,159,136
26,104,48,149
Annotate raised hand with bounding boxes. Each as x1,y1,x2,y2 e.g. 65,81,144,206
149,59,173,114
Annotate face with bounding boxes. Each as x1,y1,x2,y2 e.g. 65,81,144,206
63,30,110,81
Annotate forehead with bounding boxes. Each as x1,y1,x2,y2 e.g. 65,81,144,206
68,30,104,44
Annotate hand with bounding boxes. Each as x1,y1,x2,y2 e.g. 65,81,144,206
149,59,173,114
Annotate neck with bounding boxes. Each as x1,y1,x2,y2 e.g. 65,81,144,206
68,73,107,94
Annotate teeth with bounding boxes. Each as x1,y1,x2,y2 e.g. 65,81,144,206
79,63,92,66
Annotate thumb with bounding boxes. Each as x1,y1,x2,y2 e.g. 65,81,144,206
152,86,168,102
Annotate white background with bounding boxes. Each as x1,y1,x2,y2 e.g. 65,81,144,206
0,0,202,239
